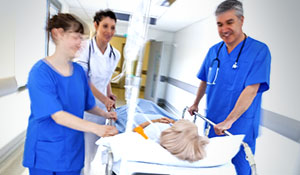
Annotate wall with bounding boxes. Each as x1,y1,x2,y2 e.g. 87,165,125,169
165,15,219,113
164,0,300,174
14,0,47,87
243,0,300,173
0,0,15,79
243,0,300,122
0,0,47,160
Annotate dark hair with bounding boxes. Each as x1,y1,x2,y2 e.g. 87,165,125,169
215,0,243,18
93,9,117,25
47,13,84,34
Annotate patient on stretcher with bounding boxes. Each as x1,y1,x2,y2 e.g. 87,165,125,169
92,99,245,175
134,118,209,163
113,99,209,162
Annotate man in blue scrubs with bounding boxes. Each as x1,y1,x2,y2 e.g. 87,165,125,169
188,0,271,174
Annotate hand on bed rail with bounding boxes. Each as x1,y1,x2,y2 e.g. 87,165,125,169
194,111,232,136
104,98,115,112
94,125,118,137
184,107,233,136
214,120,233,136
188,104,198,116
104,110,117,121
106,107,117,126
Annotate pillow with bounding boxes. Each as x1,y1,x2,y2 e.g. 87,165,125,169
96,132,244,167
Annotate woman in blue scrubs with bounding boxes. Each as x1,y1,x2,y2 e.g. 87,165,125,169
22,13,118,175
188,0,271,175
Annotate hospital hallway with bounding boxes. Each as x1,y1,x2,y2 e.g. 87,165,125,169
1,0,300,174
0,87,141,175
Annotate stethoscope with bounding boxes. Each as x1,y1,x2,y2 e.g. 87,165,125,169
85,37,116,77
90,37,116,60
207,34,247,85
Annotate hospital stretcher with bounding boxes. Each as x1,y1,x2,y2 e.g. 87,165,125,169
92,99,257,175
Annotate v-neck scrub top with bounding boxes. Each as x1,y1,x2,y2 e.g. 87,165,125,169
197,36,271,143
23,59,96,172
76,38,120,111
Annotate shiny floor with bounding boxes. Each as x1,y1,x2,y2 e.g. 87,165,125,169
0,142,27,175
0,87,142,175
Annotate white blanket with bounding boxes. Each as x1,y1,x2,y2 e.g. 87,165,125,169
91,133,244,174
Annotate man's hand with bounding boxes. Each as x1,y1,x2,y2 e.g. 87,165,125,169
214,120,232,135
188,104,198,116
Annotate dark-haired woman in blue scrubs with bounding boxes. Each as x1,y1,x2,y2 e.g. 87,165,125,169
22,13,118,175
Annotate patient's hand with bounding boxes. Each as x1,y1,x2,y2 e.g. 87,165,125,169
154,117,175,124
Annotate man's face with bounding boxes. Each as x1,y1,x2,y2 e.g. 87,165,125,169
216,9,244,47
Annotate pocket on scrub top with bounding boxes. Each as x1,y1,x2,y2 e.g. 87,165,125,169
35,139,65,168
222,60,239,90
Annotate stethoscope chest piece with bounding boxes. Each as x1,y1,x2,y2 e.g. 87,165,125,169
208,34,247,84
232,62,238,69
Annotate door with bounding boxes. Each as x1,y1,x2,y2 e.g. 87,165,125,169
144,41,163,102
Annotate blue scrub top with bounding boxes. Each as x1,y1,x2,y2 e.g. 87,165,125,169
23,59,96,172
197,36,271,143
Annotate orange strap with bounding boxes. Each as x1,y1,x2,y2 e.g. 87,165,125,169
133,126,149,139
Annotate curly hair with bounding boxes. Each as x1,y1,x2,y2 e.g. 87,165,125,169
160,119,209,162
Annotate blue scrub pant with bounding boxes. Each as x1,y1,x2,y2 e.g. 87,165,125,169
29,168,81,175
231,142,256,175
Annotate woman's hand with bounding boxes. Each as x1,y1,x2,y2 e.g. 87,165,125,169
108,93,117,101
104,97,115,111
105,111,117,121
94,125,118,137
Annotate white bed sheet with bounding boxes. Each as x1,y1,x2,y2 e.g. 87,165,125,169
91,133,244,175
112,160,236,175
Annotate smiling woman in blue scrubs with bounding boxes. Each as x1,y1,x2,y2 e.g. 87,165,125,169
188,0,271,175
22,13,118,175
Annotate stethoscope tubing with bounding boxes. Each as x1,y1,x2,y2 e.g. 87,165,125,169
211,34,247,69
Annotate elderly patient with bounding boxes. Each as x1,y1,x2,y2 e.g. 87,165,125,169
113,99,209,162
134,118,209,163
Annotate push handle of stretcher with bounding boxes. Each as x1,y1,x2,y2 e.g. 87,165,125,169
183,106,257,175
107,107,116,126
195,111,233,136
105,108,115,175
182,107,232,136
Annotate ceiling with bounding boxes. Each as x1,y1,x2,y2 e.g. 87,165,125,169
63,0,223,32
